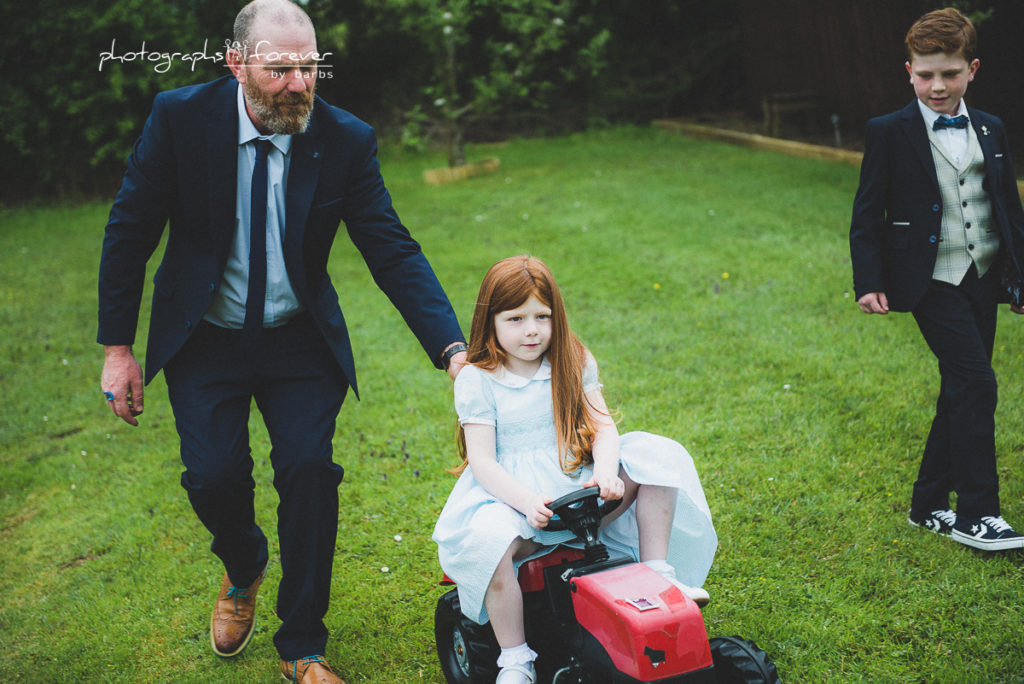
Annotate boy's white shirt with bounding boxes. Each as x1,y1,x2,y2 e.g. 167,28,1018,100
917,98,970,166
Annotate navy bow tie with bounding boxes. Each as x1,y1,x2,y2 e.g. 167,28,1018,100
933,115,969,131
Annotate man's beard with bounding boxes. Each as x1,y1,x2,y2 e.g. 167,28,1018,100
244,78,315,135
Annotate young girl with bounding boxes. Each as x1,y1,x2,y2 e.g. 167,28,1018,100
432,255,717,684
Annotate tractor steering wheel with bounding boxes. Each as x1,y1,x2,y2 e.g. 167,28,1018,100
545,486,622,532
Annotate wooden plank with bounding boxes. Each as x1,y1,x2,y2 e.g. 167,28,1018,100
653,119,1024,198
422,158,500,186
653,119,863,166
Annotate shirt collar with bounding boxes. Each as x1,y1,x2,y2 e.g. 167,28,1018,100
236,83,291,155
917,98,969,129
488,356,552,388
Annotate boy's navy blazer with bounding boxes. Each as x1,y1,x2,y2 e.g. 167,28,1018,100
98,76,463,394
850,99,1024,311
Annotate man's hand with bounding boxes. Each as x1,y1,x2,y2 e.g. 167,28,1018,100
101,345,144,426
446,350,468,381
857,291,889,314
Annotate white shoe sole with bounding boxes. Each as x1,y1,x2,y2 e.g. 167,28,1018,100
951,530,1024,551
907,518,952,536
496,663,536,684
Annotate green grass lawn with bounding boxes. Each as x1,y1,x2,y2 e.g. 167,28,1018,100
2,126,1023,682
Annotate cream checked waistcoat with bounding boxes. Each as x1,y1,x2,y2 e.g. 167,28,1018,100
927,121,1000,285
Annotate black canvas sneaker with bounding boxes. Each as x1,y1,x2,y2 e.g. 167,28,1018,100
908,509,957,536
951,515,1024,551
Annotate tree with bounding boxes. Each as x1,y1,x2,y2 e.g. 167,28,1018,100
1,0,234,200
358,0,610,167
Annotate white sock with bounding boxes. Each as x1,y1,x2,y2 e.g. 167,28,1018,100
496,642,537,668
643,559,676,580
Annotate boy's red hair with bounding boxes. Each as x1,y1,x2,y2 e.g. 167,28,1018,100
452,255,597,475
905,7,977,62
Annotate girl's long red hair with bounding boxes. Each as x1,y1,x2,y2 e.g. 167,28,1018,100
453,255,597,474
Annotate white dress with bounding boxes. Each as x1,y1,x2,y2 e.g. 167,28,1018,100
432,355,717,625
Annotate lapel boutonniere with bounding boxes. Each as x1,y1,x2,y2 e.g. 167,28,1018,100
981,125,990,136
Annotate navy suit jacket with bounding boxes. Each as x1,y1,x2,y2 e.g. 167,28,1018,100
98,76,464,394
850,100,1024,312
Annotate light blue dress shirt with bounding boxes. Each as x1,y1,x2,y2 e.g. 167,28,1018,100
204,84,304,328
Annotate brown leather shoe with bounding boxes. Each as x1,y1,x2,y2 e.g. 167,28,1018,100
280,655,346,683
210,564,266,658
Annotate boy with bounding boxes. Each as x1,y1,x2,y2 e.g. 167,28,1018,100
850,8,1024,551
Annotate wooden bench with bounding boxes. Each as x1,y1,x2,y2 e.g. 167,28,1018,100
762,91,818,138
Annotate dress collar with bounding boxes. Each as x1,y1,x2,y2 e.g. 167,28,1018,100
488,357,551,388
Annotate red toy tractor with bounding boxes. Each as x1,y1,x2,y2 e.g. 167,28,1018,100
434,487,780,683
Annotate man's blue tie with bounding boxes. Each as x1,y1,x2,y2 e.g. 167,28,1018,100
933,115,969,131
244,139,272,336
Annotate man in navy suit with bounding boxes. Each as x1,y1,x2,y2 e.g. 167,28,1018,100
98,1,467,681
850,9,1024,553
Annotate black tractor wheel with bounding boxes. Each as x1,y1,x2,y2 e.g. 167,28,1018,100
435,589,500,684
709,636,781,684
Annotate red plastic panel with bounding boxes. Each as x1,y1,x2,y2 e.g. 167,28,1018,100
570,564,712,680
517,547,586,593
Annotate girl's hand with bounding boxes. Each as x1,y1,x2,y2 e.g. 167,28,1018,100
583,472,624,501
524,494,554,529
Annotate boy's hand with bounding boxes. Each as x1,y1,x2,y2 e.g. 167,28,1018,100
524,493,554,529
858,292,890,314
583,473,625,501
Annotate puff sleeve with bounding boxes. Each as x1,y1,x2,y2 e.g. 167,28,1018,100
582,350,602,394
453,365,497,426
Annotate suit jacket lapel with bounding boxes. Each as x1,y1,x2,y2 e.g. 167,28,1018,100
899,100,940,192
206,80,239,260
971,111,1003,191
284,106,324,299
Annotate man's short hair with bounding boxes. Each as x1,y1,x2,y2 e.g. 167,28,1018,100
234,0,314,51
905,7,977,62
